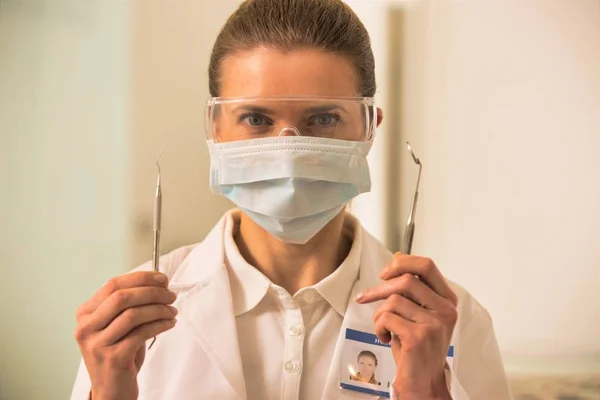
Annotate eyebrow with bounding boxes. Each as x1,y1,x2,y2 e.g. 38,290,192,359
231,104,349,115
233,105,275,115
304,105,349,114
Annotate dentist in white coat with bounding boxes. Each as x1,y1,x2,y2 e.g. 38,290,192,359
71,0,513,399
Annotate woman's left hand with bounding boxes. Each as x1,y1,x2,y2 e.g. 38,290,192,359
355,253,458,400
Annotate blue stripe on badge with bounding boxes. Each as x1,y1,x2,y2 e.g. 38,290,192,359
340,383,389,397
345,328,392,348
345,329,455,357
448,345,454,357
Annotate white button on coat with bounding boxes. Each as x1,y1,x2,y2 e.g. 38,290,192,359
284,361,300,373
288,325,303,336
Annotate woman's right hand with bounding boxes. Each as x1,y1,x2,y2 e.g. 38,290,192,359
74,271,178,400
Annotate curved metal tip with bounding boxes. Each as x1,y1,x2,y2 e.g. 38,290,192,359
155,150,163,186
406,141,421,165
156,150,163,172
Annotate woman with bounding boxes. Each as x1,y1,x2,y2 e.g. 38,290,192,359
71,1,512,399
350,351,381,386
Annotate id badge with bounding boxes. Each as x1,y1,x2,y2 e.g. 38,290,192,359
339,327,456,398
339,327,395,398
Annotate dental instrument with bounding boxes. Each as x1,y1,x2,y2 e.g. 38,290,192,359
148,151,163,350
400,142,421,255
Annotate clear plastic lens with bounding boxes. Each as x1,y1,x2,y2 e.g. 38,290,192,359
205,97,376,143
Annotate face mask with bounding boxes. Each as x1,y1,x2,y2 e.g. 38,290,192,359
207,136,372,244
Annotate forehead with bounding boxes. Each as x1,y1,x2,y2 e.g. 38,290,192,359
219,47,359,98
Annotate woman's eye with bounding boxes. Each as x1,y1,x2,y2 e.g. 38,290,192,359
241,114,269,127
311,113,340,126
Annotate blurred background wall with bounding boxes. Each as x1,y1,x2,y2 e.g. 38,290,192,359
391,0,600,375
0,1,130,399
1,0,598,399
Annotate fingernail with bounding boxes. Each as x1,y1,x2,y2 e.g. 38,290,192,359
355,292,365,303
379,268,389,279
168,290,177,301
154,273,168,284
168,306,178,315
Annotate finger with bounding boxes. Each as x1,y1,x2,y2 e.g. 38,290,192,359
117,318,177,355
77,272,170,318
87,286,177,332
373,294,434,324
380,254,457,304
99,304,178,346
357,273,444,309
373,310,414,344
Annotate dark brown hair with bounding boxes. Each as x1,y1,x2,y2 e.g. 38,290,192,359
357,350,378,365
208,0,376,97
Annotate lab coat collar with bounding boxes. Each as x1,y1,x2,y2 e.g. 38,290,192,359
222,209,363,318
222,210,272,317
167,210,374,290
313,212,363,317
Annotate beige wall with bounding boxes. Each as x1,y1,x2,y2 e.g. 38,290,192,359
393,0,600,372
0,1,130,399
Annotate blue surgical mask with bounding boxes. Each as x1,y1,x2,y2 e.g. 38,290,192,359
207,136,372,244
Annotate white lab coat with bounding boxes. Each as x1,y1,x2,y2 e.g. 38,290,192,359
71,212,512,400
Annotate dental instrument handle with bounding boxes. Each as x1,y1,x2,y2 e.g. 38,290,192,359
401,183,418,255
401,139,420,256
401,222,415,255
149,153,163,350
152,185,162,271
148,191,161,350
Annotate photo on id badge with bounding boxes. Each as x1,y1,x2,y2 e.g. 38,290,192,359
339,327,396,397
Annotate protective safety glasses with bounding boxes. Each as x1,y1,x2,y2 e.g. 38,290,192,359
205,96,376,143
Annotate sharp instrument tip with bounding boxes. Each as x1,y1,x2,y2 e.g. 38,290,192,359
155,150,163,186
406,141,421,165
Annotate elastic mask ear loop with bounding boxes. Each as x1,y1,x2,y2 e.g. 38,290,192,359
278,126,302,137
